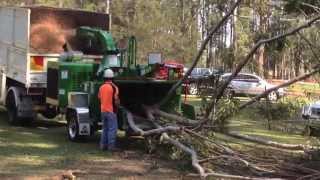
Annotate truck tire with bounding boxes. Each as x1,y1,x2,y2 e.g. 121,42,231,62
5,91,20,125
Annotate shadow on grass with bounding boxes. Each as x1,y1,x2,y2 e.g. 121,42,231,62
0,109,108,174
0,108,160,177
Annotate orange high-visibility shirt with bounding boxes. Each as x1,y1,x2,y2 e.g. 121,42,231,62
98,81,119,113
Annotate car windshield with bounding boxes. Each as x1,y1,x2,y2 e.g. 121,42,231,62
191,68,211,76
202,69,211,75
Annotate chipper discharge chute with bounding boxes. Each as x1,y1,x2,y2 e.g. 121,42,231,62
46,26,195,141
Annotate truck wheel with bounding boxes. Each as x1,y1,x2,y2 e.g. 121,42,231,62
5,91,19,125
67,112,84,142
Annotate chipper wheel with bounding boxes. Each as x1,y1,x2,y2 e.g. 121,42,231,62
66,111,84,142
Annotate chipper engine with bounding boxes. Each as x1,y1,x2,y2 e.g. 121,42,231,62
46,26,194,141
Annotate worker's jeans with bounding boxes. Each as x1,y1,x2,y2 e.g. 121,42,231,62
100,112,118,150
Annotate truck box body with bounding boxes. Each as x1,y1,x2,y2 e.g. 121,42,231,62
0,6,109,92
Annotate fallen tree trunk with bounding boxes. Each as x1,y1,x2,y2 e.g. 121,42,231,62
126,109,206,177
125,106,287,179
226,132,317,151
191,172,284,180
127,112,183,136
161,131,206,177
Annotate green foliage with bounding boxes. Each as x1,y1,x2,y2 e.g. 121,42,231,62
215,98,241,132
200,97,240,132
284,0,320,14
110,0,199,64
1,0,319,78
258,97,309,121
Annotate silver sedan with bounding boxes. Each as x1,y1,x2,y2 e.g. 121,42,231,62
221,73,285,101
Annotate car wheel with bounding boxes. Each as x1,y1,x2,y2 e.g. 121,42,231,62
267,91,278,101
189,83,198,95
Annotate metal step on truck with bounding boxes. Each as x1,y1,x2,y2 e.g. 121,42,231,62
0,6,195,141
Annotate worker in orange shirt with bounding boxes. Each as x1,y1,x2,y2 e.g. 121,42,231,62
98,69,120,151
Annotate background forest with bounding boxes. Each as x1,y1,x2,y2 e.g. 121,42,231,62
1,0,319,80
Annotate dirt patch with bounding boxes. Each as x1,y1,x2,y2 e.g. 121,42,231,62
73,152,183,179
1,151,189,180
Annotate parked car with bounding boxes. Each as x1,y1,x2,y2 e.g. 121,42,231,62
189,68,213,79
186,68,213,95
301,101,320,136
183,68,221,95
221,73,285,101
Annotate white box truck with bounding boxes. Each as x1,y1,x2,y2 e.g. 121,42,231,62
0,6,109,124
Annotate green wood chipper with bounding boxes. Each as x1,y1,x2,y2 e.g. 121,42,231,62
46,26,194,141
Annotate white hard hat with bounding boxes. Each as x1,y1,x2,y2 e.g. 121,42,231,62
103,69,114,78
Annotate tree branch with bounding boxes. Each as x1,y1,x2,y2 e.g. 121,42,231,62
298,32,320,61
158,0,242,107
226,132,317,151
205,14,320,119
126,109,183,136
152,108,199,125
240,67,320,109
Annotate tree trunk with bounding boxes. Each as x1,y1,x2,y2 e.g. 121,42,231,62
24,0,34,5
257,45,265,77
58,0,64,8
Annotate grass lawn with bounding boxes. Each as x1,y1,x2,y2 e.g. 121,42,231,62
1,95,320,178
185,95,320,147
288,82,320,97
0,108,181,179
229,109,320,146
0,108,109,176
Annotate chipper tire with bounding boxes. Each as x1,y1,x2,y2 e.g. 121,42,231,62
66,111,85,142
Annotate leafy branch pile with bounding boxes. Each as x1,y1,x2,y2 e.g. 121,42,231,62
124,1,320,178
